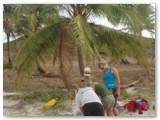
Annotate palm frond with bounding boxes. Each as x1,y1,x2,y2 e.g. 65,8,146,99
92,24,150,72
39,5,61,26
88,4,154,35
14,23,64,88
15,17,33,36
69,14,95,65
27,14,38,32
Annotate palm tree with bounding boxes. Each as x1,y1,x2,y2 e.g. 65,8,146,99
13,4,154,88
120,4,155,39
14,5,59,73
3,4,17,66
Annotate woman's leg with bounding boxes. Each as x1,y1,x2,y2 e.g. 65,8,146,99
106,108,114,116
112,88,119,116
113,107,119,116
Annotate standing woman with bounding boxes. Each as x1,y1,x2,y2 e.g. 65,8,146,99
99,59,121,116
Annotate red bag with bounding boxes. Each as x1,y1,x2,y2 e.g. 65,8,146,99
123,100,137,112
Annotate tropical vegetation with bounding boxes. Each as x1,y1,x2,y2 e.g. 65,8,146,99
3,4,155,88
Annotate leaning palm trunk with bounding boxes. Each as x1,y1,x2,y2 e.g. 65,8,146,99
7,34,11,65
58,29,69,88
77,46,85,76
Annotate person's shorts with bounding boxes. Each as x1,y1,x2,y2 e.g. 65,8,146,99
102,95,115,109
82,102,104,116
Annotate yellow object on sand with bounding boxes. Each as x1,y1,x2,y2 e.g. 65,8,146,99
44,98,58,109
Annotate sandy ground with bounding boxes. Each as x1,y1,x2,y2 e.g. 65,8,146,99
3,89,155,116
3,92,81,116
3,64,155,117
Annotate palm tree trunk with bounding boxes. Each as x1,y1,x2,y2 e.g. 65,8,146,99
77,46,84,76
59,30,69,88
7,34,11,65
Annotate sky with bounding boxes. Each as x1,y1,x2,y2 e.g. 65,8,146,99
1,1,159,120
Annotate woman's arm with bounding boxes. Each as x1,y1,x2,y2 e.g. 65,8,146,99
112,67,121,97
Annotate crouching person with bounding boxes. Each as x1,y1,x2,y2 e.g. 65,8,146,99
95,83,115,116
75,78,104,116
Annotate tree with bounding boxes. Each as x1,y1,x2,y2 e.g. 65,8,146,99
3,4,17,66
13,4,155,88
12,4,60,74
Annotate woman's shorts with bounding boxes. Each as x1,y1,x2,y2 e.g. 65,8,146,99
102,95,115,109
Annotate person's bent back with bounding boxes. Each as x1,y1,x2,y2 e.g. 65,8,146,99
75,87,104,116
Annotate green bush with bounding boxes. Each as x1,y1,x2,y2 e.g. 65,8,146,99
120,89,130,100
